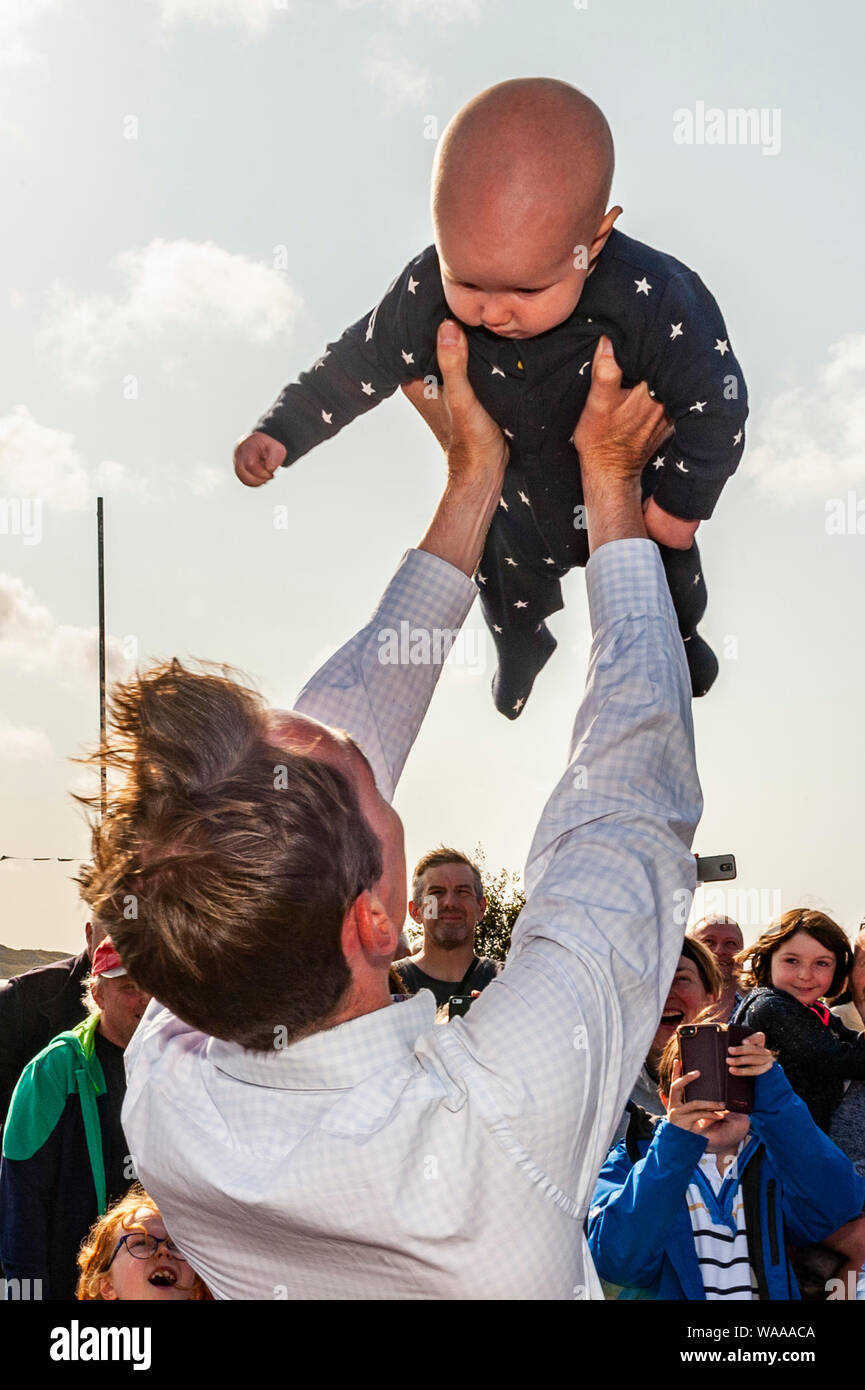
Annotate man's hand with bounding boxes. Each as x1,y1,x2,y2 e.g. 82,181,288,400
404,320,508,577
575,337,672,553
574,337,671,481
665,1058,727,1134
234,431,287,487
401,319,509,482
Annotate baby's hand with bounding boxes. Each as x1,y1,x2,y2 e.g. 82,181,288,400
643,497,700,550
234,432,287,487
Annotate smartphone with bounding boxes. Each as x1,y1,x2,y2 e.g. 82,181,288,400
679,1022,754,1114
448,995,475,1020
723,1025,755,1114
695,854,737,882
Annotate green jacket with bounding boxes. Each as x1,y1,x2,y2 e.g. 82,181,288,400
2,1010,108,1213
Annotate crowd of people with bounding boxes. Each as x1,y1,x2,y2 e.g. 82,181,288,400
0,320,862,1303
595,910,865,1301
2,877,864,1301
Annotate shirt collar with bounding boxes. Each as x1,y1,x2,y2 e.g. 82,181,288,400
205,991,437,1091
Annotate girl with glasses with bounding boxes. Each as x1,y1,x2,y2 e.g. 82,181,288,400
76,1185,212,1300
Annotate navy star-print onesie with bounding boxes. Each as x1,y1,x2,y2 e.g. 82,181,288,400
255,229,748,716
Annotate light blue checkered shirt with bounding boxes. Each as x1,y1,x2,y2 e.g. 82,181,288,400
123,540,702,1299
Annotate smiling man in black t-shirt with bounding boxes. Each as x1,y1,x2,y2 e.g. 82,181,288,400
393,848,501,1010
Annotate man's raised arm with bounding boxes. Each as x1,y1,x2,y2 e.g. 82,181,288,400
293,320,507,801
435,338,703,1215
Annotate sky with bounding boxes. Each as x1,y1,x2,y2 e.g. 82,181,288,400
0,0,863,956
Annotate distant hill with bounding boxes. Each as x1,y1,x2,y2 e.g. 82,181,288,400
0,943,70,981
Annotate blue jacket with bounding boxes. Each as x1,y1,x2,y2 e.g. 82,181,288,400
587,1063,865,1300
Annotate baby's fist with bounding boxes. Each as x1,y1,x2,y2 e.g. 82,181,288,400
234,432,287,487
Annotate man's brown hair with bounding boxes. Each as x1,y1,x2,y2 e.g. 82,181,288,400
735,908,853,1001
411,847,483,907
77,659,382,1051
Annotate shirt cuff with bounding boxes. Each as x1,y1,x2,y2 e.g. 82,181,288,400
585,537,675,635
370,548,478,633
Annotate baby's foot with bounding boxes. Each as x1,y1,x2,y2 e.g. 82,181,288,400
491,624,557,719
683,632,718,697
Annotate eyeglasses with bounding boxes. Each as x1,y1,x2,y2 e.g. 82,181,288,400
106,1231,188,1268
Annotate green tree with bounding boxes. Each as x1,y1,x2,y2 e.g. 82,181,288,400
473,845,525,963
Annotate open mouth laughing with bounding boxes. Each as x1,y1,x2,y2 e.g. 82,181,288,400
148,1266,179,1288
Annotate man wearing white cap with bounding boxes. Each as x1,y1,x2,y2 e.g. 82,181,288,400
0,937,149,1300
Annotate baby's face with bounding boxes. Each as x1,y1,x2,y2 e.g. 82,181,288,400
437,229,588,339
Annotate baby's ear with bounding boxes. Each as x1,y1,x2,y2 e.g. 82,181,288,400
598,205,622,237
588,206,622,262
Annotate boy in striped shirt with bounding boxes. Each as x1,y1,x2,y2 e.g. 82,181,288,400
587,1031,863,1300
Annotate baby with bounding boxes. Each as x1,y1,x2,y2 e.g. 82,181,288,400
235,78,748,717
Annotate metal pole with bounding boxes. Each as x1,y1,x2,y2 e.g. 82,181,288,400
97,497,107,822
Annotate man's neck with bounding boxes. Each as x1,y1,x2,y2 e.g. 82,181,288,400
412,940,476,983
97,1019,126,1050
719,981,739,1018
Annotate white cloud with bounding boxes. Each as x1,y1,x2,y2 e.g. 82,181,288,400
155,0,286,32
0,713,51,761
39,239,301,391
0,574,129,684
91,459,152,503
0,0,56,69
0,408,148,510
341,0,482,22
153,0,479,33
746,334,865,501
189,464,227,497
364,42,431,108
0,410,90,510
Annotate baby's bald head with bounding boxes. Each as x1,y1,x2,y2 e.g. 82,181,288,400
432,79,616,338
433,78,613,256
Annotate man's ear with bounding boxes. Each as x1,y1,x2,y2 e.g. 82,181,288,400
85,921,94,957
407,898,423,925
587,205,622,268
477,895,487,919
345,891,399,961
